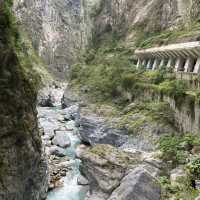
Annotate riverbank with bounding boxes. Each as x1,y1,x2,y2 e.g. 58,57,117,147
37,84,89,200
61,85,200,200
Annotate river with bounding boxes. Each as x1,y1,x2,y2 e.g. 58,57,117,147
38,102,88,200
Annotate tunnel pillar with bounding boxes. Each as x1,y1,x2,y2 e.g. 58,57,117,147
152,59,160,70
147,59,153,69
136,58,142,69
193,58,200,73
166,58,174,69
142,59,147,68
175,57,184,72
184,57,195,72
159,59,166,69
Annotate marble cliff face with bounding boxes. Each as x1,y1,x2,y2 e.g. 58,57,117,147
0,0,199,199
13,0,200,75
13,0,91,77
89,0,200,45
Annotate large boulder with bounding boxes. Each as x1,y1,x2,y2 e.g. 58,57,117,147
52,131,71,148
61,88,80,108
81,145,161,200
38,90,56,107
77,175,89,186
47,146,66,157
79,115,129,147
108,166,161,200
38,82,66,107
61,104,80,122
80,144,142,194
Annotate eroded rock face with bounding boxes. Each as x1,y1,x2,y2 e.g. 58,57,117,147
80,144,161,200
13,0,91,77
52,131,71,148
0,2,48,199
79,114,129,147
90,0,200,45
108,166,161,200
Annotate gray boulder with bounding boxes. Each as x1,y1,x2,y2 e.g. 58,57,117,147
80,144,142,194
77,175,89,186
61,89,80,108
52,131,71,148
62,104,80,121
108,166,161,200
80,145,162,200
38,92,56,107
79,115,128,147
47,146,66,157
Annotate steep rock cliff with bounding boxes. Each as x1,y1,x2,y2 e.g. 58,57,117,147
12,0,200,76
0,1,48,199
89,0,200,47
13,0,91,77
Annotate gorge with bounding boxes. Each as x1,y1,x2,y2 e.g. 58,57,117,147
1,0,200,200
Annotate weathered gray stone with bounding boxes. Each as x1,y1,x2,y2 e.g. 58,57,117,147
79,115,128,147
13,0,91,77
61,88,80,108
108,166,161,200
80,144,142,194
38,93,56,107
80,145,162,200
62,104,80,121
52,131,71,148
77,175,89,186
47,146,66,157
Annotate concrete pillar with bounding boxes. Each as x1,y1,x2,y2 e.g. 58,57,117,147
184,57,195,72
159,58,166,69
175,57,185,72
146,59,153,69
193,58,200,73
152,59,160,70
136,58,142,69
142,59,147,67
166,58,174,68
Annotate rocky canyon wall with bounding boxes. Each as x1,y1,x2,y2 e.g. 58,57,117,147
89,0,200,46
13,0,91,77
12,0,200,76
0,1,48,199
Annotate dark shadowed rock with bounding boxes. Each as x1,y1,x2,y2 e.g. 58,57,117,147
79,115,129,147
61,88,80,108
47,146,66,157
61,104,80,122
38,91,56,107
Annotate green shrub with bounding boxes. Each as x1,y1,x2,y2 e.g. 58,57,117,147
158,80,187,97
187,158,200,179
0,0,19,46
158,134,200,166
136,22,200,49
121,73,138,91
